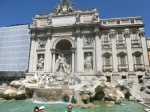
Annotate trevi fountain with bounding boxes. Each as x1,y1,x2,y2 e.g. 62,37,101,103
0,0,150,112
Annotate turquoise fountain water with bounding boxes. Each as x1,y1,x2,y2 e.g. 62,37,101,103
0,99,145,112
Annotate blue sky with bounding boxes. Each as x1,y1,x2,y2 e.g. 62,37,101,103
0,0,150,37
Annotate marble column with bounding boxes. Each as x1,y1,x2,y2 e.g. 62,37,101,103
28,36,36,72
94,27,102,72
52,53,56,73
72,51,75,72
139,29,149,66
33,39,37,72
110,30,118,72
80,36,84,72
76,29,83,72
45,33,52,72
125,29,134,71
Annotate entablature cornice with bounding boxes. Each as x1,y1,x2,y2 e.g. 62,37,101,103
36,49,46,52
29,26,53,31
101,24,144,29
50,48,75,54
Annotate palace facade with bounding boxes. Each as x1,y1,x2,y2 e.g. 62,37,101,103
27,0,149,83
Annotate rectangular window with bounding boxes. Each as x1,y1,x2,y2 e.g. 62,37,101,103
120,56,125,65
105,57,110,65
104,35,109,43
135,56,141,64
118,34,123,42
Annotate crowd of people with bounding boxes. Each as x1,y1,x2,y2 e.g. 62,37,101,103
33,105,75,112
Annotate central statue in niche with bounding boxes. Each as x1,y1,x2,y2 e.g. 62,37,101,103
56,54,71,74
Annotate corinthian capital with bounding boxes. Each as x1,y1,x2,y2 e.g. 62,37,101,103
45,30,52,39
124,30,130,38
75,28,82,38
94,31,100,36
109,31,116,38
75,32,82,38
139,30,145,37
94,27,100,37
31,32,36,41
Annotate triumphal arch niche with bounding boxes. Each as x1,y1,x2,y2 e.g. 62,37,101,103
28,0,149,83
28,0,99,76
52,38,75,74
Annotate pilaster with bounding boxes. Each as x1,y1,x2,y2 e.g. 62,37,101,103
110,29,118,72
75,28,83,72
94,27,102,72
28,33,36,73
45,30,52,72
71,48,75,72
124,29,134,72
52,52,56,73
33,38,37,72
139,29,149,66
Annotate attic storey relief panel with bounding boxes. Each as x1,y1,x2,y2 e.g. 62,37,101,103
84,52,93,71
37,54,45,71
83,34,94,46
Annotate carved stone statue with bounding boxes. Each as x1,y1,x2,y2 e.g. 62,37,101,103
68,4,74,13
47,18,52,25
55,0,75,14
56,5,62,14
141,65,150,82
84,53,92,71
37,55,44,70
38,39,46,48
32,19,37,26
56,54,71,74
76,13,80,23
91,13,99,23
61,0,68,4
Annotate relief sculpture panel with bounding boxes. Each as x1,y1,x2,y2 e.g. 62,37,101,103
38,38,47,48
83,35,93,46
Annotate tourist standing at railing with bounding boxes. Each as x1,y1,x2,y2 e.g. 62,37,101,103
65,104,75,112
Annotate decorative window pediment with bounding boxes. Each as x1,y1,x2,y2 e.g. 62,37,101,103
132,51,142,56
117,52,127,56
103,52,112,57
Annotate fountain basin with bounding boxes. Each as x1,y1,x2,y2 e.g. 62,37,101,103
0,99,147,112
